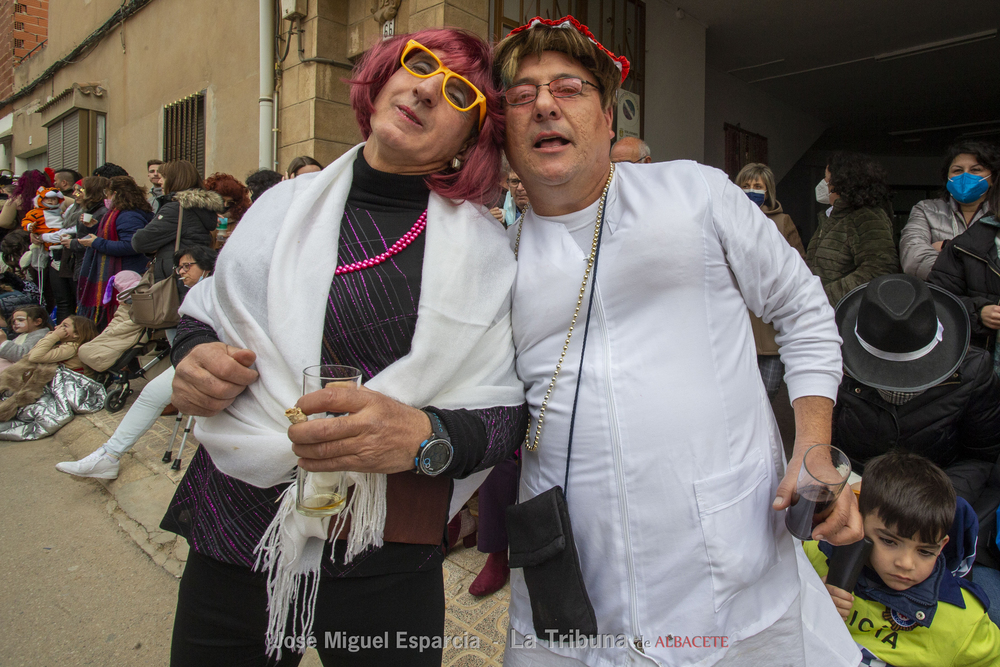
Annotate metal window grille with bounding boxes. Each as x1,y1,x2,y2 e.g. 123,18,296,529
14,4,26,13
14,21,24,30
163,92,206,176
47,112,81,172
14,39,24,49
724,123,768,182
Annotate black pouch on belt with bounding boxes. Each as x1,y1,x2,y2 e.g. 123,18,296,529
506,486,598,637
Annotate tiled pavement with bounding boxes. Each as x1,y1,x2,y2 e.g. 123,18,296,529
54,366,509,666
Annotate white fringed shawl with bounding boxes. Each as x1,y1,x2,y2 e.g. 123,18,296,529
178,143,524,656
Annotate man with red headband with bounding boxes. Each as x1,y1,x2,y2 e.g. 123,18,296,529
495,17,863,666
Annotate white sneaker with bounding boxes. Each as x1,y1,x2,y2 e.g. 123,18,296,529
55,447,120,480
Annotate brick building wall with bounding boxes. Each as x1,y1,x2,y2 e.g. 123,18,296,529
12,0,46,63
0,0,13,101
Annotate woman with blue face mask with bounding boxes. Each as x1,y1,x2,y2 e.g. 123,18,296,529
901,141,999,279
734,163,806,402
927,152,1000,363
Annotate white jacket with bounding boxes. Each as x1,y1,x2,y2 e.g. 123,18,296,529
508,161,859,666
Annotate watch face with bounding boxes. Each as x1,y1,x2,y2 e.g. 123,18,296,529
420,440,452,474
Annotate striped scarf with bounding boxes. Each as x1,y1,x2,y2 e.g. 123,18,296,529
76,209,122,329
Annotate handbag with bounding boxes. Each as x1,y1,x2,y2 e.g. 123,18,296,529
507,485,598,637
505,166,614,639
130,206,183,329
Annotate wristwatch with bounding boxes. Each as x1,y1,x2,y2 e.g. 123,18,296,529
415,410,453,476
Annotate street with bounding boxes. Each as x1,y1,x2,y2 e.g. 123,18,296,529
0,434,176,666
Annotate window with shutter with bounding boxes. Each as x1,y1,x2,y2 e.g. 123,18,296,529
45,112,82,172
61,113,80,171
163,92,206,176
47,121,63,171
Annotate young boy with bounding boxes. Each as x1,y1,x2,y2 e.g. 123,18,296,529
804,450,1000,666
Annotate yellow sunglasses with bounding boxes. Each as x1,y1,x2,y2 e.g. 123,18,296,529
400,40,487,130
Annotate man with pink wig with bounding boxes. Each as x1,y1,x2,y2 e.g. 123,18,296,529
495,16,863,667
163,26,527,666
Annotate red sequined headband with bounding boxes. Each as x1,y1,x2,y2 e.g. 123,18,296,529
506,15,630,84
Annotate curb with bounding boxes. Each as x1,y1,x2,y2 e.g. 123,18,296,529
53,408,193,578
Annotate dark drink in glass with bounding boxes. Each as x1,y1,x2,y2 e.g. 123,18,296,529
784,444,851,541
785,484,837,540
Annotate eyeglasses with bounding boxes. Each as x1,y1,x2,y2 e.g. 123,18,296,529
400,40,487,130
507,178,522,188
504,77,600,106
175,262,196,274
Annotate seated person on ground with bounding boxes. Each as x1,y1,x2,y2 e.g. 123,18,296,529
0,230,42,316
0,315,99,421
805,450,1000,667
0,305,53,370
27,315,99,376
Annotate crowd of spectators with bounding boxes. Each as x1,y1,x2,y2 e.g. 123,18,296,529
0,157,299,439
736,140,1000,634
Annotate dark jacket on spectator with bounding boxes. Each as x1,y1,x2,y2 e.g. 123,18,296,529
833,347,1000,472
68,203,109,281
833,346,1000,567
805,202,899,306
90,209,152,275
151,191,170,215
131,189,223,281
927,215,1000,355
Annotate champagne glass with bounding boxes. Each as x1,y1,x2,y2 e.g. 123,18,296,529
295,364,362,517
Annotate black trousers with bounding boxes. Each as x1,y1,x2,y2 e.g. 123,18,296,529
47,263,76,323
172,549,446,667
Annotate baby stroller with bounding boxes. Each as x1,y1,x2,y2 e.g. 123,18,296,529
77,270,174,413
97,332,171,412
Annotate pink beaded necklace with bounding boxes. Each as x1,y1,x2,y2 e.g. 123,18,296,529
334,209,428,275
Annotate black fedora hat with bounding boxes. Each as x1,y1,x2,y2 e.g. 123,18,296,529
835,274,970,392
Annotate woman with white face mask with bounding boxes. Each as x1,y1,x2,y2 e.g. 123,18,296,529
805,152,900,306
56,246,218,481
901,141,999,279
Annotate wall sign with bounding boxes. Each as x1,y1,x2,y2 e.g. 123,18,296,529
617,90,640,139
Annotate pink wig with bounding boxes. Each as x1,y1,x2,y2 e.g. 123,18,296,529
12,169,51,215
349,28,504,206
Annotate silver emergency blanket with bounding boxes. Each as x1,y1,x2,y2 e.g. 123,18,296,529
0,367,107,441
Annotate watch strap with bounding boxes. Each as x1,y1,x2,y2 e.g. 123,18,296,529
424,409,449,442
415,409,450,473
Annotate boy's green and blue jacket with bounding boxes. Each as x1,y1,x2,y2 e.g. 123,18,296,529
804,498,1000,666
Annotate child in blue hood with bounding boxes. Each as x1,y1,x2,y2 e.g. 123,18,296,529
804,450,1000,666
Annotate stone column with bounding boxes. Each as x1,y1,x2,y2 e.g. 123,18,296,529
277,0,362,171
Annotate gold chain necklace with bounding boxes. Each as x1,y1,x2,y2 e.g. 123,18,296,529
514,164,616,451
